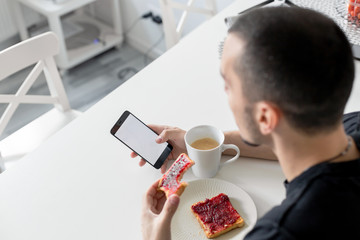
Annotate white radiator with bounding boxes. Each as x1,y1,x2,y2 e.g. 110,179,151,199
0,0,17,42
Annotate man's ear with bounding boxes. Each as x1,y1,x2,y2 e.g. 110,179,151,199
254,101,280,135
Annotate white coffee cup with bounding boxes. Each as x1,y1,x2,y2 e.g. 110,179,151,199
184,125,240,178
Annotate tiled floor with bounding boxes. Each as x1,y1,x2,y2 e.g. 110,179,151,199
0,43,153,140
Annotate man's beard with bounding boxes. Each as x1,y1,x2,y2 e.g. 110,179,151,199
240,105,262,147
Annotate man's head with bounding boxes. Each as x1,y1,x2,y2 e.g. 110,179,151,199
220,7,354,146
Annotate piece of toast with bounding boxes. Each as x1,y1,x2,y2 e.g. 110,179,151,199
158,153,194,198
191,193,244,239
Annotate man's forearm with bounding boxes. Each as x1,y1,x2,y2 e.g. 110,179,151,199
224,131,277,160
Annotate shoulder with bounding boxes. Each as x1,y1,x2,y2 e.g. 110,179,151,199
245,168,360,239
244,207,296,240
351,132,360,150
285,170,360,232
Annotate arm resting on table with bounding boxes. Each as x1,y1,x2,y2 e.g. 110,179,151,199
224,131,277,160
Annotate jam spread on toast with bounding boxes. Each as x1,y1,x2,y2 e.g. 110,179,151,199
191,193,241,234
159,153,193,196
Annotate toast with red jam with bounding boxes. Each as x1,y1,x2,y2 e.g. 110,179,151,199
158,153,194,198
191,193,244,239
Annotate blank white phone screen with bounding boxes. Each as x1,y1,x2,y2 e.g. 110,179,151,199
114,114,167,165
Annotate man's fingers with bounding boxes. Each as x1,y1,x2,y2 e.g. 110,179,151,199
131,152,147,167
143,180,159,210
139,159,146,167
160,161,168,174
130,152,147,167
148,124,167,135
160,194,180,222
156,127,183,143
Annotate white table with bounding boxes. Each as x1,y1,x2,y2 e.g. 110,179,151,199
1,0,359,239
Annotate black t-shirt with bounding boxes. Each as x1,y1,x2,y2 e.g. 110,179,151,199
244,132,360,240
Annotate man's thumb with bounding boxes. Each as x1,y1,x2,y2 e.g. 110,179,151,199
161,194,180,221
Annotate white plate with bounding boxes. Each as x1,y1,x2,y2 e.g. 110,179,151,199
171,178,257,240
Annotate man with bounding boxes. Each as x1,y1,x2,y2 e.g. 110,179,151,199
138,6,360,240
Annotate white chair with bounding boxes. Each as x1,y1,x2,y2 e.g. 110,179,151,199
0,32,81,172
159,0,217,49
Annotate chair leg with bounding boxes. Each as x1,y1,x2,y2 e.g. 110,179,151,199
205,0,217,16
0,152,5,173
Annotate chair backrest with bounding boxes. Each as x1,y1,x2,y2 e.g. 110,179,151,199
0,32,71,137
0,152,4,173
159,0,217,49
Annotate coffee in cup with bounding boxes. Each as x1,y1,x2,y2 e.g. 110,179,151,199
185,125,240,178
191,137,219,150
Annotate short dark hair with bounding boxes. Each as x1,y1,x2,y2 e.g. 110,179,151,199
228,7,354,134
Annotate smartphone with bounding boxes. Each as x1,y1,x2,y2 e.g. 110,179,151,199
110,110,173,169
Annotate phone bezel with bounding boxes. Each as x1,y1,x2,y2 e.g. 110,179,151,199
110,110,173,169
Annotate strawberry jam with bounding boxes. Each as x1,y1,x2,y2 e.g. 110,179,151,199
191,193,241,234
160,153,193,196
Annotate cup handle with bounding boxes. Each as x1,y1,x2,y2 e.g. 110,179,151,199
220,144,240,166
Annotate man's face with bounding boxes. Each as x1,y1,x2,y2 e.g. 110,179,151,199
220,33,262,146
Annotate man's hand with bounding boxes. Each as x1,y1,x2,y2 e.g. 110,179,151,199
141,180,180,240
131,125,187,173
